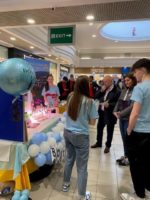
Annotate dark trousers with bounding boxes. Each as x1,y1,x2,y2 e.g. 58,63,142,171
127,131,150,198
97,115,115,148
119,119,129,157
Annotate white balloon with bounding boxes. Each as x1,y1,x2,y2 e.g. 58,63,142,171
40,141,50,154
48,137,57,148
47,131,54,137
28,144,40,157
57,142,64,151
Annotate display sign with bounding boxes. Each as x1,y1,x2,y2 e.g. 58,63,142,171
48,26,75,45
0,89,24,142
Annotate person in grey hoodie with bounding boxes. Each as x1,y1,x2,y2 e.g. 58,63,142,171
113,73,137,166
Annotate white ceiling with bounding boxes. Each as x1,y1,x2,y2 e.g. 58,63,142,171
0,0,150,67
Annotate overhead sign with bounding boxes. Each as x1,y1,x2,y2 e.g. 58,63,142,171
48,26,75,45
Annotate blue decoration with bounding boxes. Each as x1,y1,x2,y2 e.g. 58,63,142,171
31,133,45,145
52,133,62,143
34,153,46,167
22,189,30,196
45,151,53,165
0,58,36,96
20,194,28,200
41,133,48,141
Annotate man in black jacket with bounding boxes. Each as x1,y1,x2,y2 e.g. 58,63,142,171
91,75,120,153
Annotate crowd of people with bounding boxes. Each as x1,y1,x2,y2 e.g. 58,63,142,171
41,58,150,200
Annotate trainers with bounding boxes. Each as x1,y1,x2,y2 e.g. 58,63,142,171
85,191,91,200
116,156,125,163
62,183,70,192
145,189,150,199
78,191,92,200
120,193,145,200
119,157,129,166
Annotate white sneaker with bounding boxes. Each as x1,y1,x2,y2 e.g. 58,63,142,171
85,191,91,200
78,191,92,200
145,189,150,199
120,193,145,200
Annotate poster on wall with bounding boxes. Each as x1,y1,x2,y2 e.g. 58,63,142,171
0,89,24,142
24,57,50,109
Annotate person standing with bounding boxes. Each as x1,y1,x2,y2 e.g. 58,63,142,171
68,74,75,94
113,73,137,166
63,76,98,200
42,74,60,107
91,75,120,153
57,76,69,101
121,58,150,200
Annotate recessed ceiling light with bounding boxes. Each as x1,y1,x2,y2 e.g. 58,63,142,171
27,18,35,24
30,46,34,49
48,54,52,57
86,15,94,21
92,34,96,38
56,58,58,60
89,22,93,26
81,57,91,60
10,37,16,41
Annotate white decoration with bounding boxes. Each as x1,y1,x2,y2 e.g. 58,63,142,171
28,144,40,157
40,141,50,154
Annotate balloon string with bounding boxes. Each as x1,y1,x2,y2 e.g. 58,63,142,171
12,96,19,104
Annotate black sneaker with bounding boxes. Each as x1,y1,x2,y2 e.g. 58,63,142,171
116,156,125,163
119,157,129,166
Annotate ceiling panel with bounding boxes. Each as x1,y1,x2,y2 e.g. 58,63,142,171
0,1,149,27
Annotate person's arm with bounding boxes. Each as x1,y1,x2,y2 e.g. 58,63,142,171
119,103,133,118
127,102,141,135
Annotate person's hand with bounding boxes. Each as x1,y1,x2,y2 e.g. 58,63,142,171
127,127,132,135
113,112,118,118
101,85,106,92
104,101,109,108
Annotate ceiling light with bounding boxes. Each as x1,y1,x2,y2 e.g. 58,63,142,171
27,18,35,24
48,54,52,57
86,15,94,21
30,46,34,49
92,34,96,38
56,58,58,60
10,37,16,41
89,22,93,26
81,57,91,60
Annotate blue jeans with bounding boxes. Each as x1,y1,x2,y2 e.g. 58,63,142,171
63,129,89,197
119,119,128,157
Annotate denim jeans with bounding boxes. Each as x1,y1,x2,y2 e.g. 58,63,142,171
119,119,128,157
63,129,89,197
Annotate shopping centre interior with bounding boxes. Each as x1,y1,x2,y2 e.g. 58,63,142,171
0,1,150,200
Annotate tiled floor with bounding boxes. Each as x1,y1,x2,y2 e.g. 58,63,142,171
1,124,134,200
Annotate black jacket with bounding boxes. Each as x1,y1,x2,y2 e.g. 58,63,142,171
97,85,121,124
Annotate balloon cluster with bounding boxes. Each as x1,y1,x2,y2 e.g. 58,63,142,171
28,122,65,167
11,189,29,200
0,58,36,97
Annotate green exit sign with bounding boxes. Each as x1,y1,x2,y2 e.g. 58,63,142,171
48,26,75,45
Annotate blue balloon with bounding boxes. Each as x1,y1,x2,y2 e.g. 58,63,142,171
31,133,44,145
34,153,46,167
52,133,62,143
41,133,48,141
45,151,53,165
0,58,36,96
